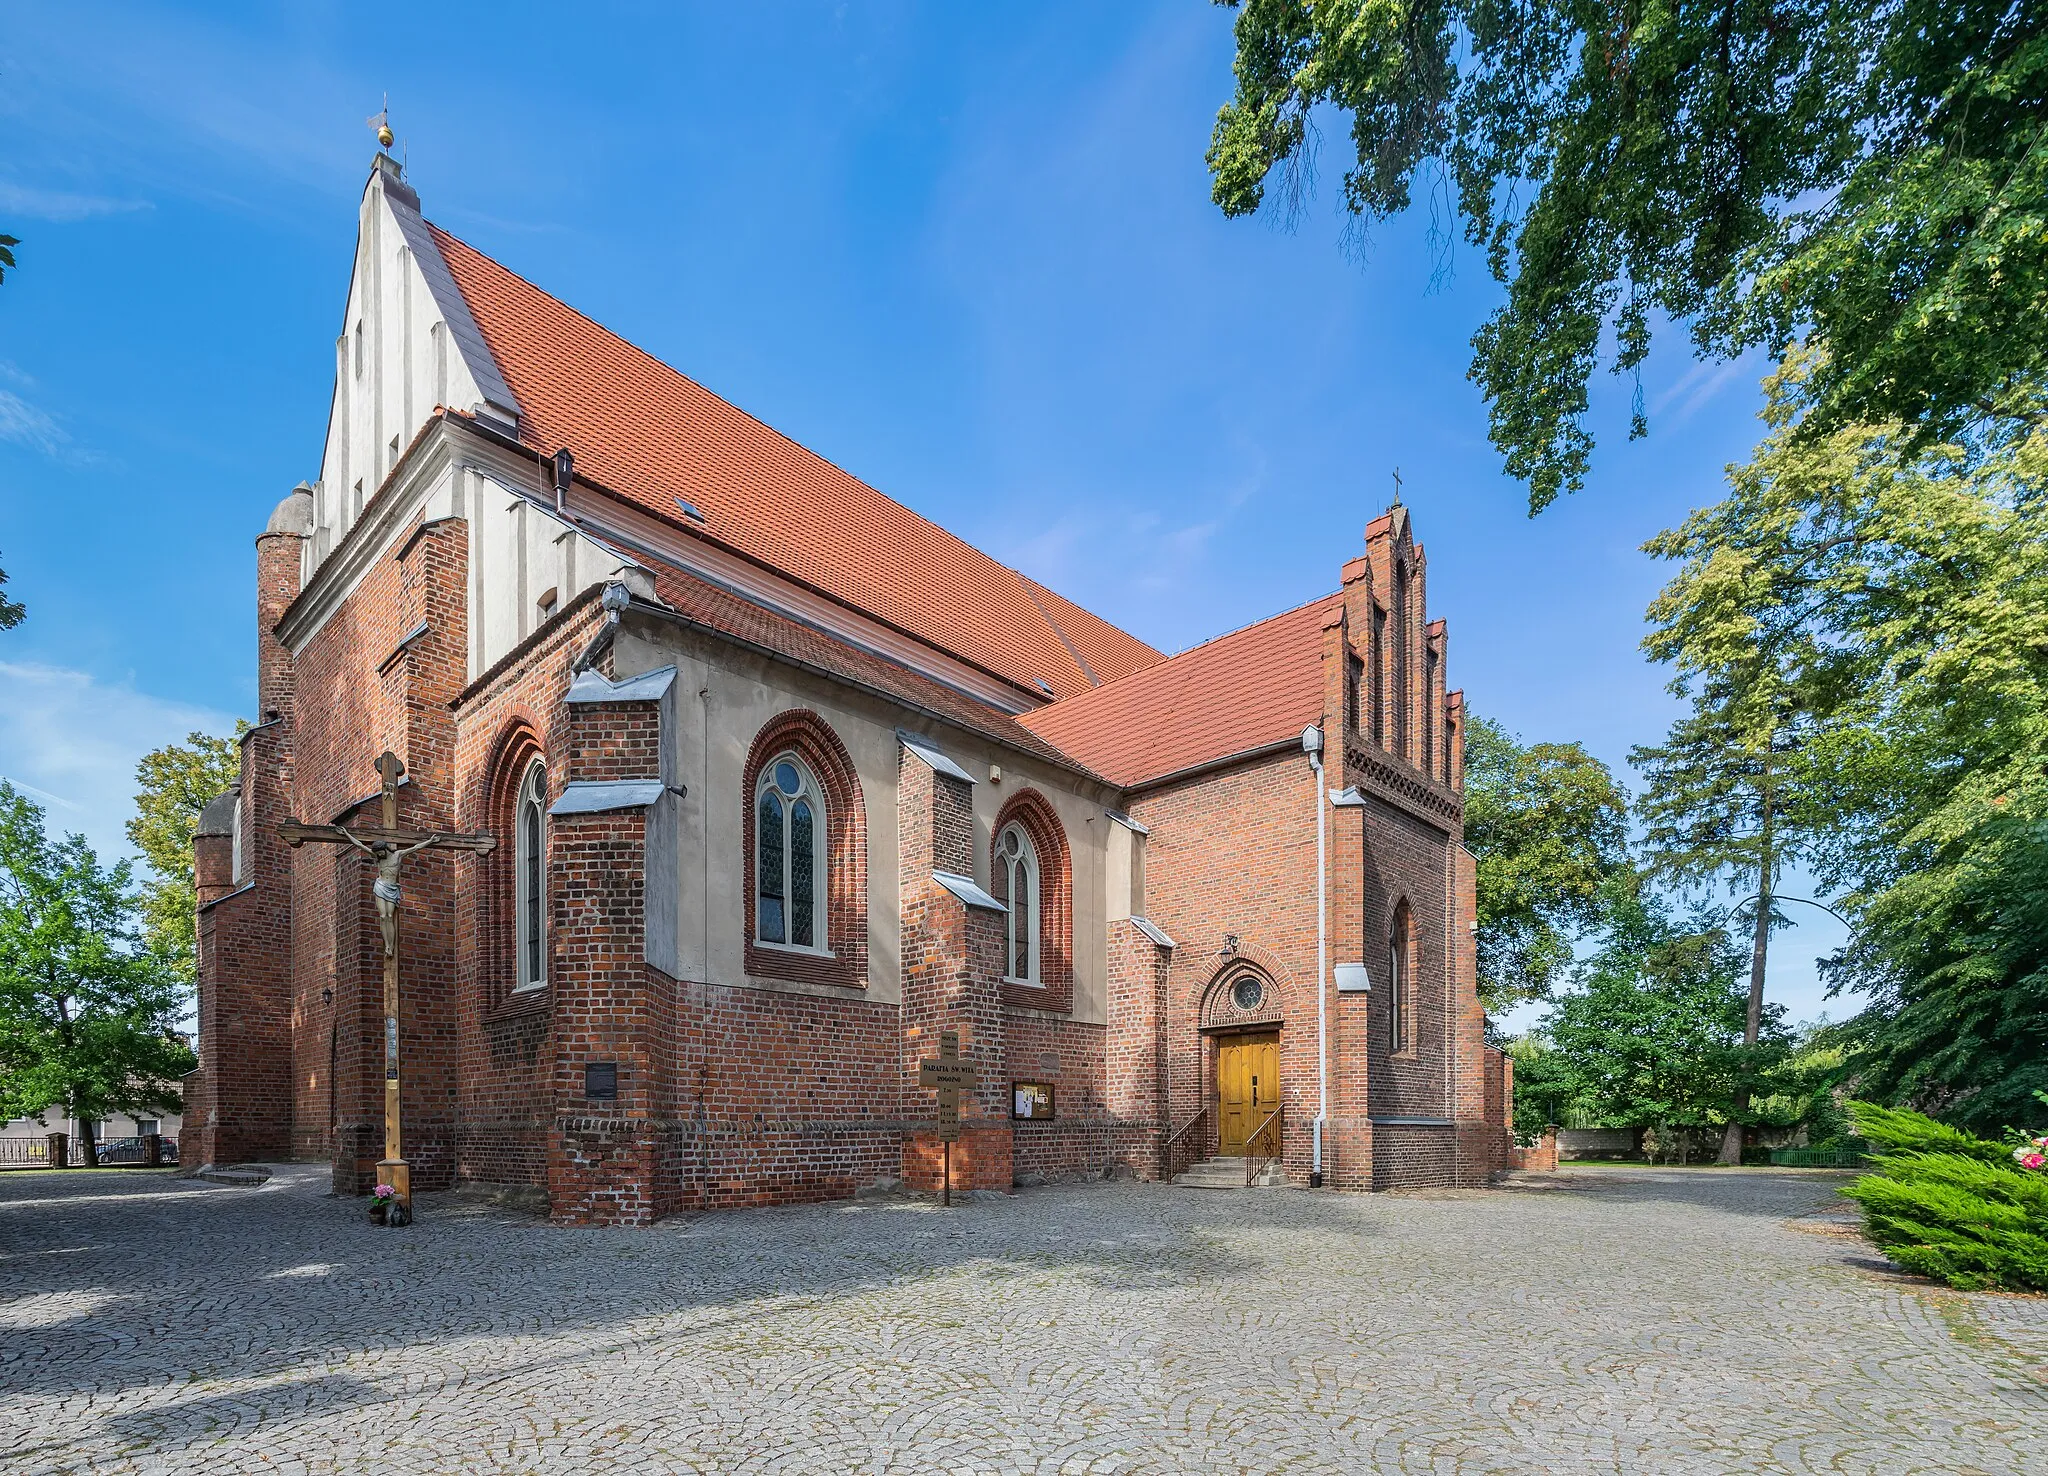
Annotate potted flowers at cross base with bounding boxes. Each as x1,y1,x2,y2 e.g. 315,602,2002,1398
367,1183,397,1224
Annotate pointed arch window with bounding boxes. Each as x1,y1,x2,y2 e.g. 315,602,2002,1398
1388,901,1410,1051
992,822,1040,985
755,754,825,950
514,759,547,990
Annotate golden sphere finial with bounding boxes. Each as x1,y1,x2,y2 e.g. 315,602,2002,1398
367,95,395,153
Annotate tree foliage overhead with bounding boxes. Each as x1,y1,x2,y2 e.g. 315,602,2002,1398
127,731,242,981
1206,0,2048,510
1462,715,1630,1010
0,783,194,1164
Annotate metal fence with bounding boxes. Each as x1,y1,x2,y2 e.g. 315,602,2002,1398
0,1138,49,1168
0,1135,179,1169
1769,1145,1868,1169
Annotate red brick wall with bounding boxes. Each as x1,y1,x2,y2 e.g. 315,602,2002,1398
447,595,607,1191
898,752,1013,1194
183,526,300,1169
1131,749,1326,1186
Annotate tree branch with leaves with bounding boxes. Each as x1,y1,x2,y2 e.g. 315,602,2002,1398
1207,0,2048,510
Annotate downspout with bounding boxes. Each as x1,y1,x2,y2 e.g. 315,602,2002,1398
1304,723,1327,1187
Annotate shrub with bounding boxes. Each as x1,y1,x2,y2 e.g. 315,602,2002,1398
1840,1101,2048,1291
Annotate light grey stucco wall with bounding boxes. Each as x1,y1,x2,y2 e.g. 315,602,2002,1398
609,620,1122,1022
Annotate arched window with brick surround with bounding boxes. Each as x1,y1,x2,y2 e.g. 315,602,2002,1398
743,711,868,990
1388,899,1412,1052
477,719,548,1008
992,822,1040,985
514,758,548,990
989,788,1072,1012
755,753,825,950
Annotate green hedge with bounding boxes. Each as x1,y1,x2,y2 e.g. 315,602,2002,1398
1840,1102,2048,1292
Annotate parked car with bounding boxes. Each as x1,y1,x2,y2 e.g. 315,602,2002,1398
94,1137,178,1166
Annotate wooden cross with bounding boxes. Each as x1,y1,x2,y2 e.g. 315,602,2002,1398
917,1029,978,1205
280,751,495,1214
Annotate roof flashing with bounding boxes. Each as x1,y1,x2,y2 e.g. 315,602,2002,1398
897,729,975,785
933,870,1006,912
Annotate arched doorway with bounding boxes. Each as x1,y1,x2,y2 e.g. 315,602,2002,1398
1205,968,1282,1158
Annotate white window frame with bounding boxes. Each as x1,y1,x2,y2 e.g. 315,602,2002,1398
754,752,829,955
996,822,1041,986
514,759,548,991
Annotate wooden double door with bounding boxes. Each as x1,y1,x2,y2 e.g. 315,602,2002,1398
1217,1032,1281,1157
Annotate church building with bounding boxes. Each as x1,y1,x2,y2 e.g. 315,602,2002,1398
182,156,1515,1223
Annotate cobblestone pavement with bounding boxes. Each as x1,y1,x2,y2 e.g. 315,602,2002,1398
3,1166,2044,1475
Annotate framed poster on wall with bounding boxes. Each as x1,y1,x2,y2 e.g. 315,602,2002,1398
1011,1081,1055,1121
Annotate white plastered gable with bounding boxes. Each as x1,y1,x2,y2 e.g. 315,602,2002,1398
282,157,657,682
306,156,518,575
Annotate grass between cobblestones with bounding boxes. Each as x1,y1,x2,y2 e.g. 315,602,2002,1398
2,1165,2044,1474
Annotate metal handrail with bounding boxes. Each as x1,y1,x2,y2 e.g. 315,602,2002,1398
1162,1105,1210,1182
1244,1105,1283,1187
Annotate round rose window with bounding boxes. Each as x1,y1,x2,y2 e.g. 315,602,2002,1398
1231,975,1264,1012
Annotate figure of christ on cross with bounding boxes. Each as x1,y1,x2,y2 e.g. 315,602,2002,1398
280,752,495,1218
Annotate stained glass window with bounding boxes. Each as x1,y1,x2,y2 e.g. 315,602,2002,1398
996,823,1039,984
515,760,547,990
756,754,824,950
757,791,785,944
790,798,815,947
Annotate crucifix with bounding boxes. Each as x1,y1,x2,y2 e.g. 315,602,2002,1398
917,1029,978,1206
281,751,495,1215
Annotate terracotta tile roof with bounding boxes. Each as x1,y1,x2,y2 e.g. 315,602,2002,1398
428,225,1162,703
1019,594,1336,788
639,565,1101,781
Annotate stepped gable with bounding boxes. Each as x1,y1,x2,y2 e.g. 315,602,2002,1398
428,225,1162,704
1019,593,1335,788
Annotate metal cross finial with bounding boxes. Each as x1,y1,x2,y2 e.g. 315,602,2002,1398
1391,467,1403,507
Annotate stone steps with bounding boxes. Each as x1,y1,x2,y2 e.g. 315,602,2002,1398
1173,1157,1286,1190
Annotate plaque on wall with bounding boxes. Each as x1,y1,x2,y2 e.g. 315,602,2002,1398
584,1061,619,1100
1011,1081,1055,1121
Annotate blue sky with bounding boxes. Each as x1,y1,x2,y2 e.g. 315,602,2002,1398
0,2,1849,1026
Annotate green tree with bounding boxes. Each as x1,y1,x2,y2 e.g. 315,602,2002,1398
1503,1032,1592,1136
1544,883,1784,1161
127,731,242,981
0,782,194,1167
1630,680,1819,1163
1206,0,2048,511
0,553,22,633
1462,715,1630,1012
1644,352,2048,1132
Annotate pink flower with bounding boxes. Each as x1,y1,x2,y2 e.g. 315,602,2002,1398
2021,1153,2046,1171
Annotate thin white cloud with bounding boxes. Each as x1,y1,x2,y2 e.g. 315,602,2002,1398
0,388,67,456
0,662,238,868
0,181,151,222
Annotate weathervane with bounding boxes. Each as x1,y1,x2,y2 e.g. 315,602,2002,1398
367,95,395,151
